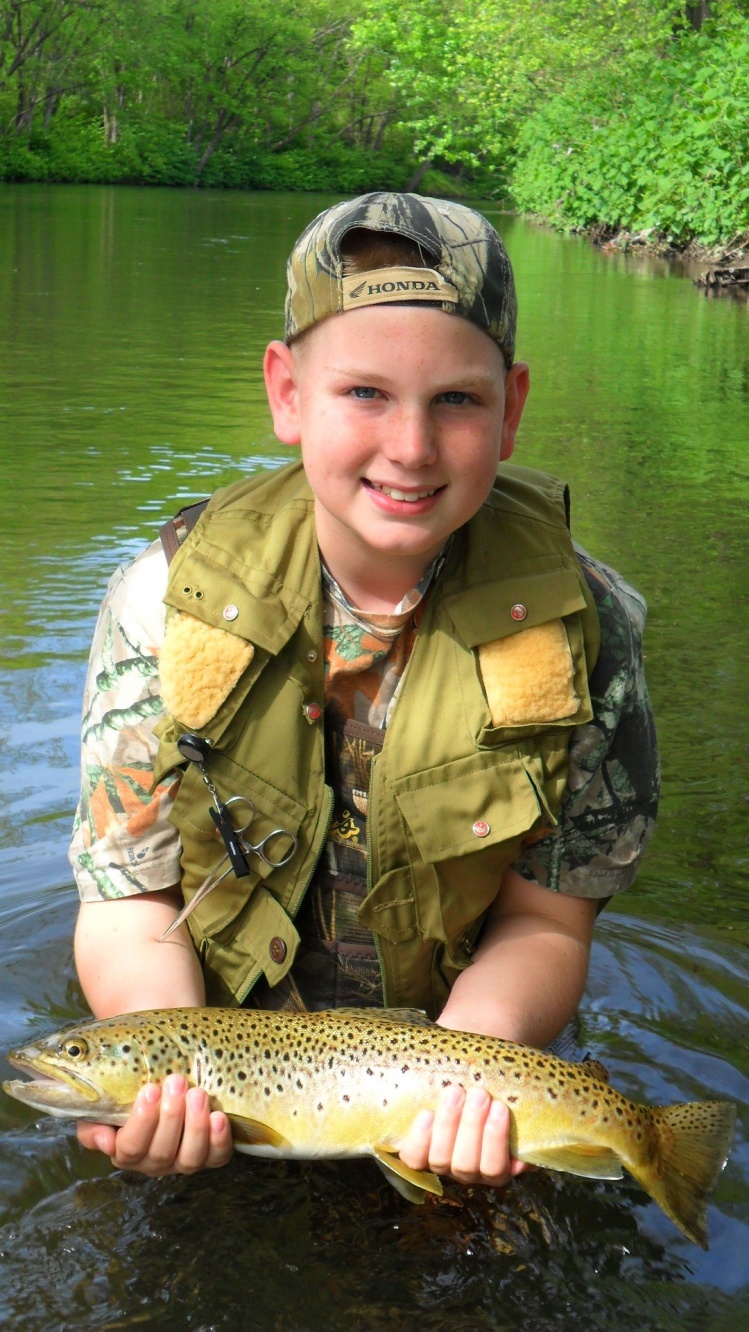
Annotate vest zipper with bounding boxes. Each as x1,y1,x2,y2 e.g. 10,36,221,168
365,754,390,1007
288,782,335,922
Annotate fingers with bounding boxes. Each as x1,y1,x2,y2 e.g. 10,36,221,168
77,1121,118,1155
77,1077,233,1177
399,1086,521,1187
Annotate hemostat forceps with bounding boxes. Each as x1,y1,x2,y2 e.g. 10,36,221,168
161,794,298,941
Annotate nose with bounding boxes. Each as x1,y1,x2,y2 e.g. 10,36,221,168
386,405,438,469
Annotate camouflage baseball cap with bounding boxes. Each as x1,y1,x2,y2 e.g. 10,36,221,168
285,192,517,367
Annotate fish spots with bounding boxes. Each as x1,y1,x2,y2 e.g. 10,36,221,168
507,1095,518,1104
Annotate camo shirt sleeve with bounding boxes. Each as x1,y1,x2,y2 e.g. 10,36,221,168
511,549,660,899
68,541,183,901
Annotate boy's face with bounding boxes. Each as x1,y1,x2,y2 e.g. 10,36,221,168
264,304,529,601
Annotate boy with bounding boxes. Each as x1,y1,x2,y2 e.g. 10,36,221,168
70,193,658,1185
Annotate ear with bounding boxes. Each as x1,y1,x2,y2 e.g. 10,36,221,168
263,341,301,446
499,362,530,461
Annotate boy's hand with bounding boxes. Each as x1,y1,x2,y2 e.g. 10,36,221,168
76,1075,233,1176
397,1086,528,1187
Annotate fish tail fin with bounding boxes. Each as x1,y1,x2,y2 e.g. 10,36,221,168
631,1100,736,1249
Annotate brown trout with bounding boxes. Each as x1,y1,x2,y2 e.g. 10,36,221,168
3,1007,736,1248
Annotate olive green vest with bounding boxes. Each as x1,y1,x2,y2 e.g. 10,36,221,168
153,461,599,1015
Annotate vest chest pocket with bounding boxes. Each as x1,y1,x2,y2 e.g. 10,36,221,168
362,753,556,949
393,751,553,865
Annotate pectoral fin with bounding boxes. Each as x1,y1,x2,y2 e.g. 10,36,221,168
229,1115,291,1149
373,1144,443,1203
521,1142,623,1180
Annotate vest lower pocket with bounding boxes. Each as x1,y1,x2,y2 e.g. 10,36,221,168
194,883,302,1004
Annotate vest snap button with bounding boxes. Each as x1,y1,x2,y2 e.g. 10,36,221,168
510,603,527,621
304,702,322,722
306,650,318,663
269,936,287,964
472,820,491,838
223,604,239,621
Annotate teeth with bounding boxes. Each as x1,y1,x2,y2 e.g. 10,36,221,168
370,483,437,502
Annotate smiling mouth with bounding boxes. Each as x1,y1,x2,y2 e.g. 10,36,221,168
365,481,443,503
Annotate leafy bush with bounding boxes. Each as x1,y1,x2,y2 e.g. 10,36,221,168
0,115,414,194
511,17,749,246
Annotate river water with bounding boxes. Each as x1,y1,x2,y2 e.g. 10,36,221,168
0,184,747,1329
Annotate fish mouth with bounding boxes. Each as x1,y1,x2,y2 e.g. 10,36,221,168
5,1052,105,1108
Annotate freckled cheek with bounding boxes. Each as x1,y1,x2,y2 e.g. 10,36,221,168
452,436,502,484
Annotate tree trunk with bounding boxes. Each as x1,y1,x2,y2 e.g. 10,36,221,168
404,159,433,193
372,111,393,154
194,114,239,181
686,3,711,32
103,102,119,145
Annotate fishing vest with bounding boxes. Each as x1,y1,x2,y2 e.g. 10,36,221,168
153,460,600,1016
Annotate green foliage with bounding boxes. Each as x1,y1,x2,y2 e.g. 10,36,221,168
351,0,685,167
511,11,749,245
0,0,748,245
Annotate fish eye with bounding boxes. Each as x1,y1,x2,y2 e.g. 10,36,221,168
63,1038,89,1059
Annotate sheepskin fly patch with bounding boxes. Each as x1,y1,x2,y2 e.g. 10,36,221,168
159,611,254,729
478,619,579,726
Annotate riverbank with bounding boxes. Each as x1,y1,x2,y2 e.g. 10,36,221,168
583,226,749,297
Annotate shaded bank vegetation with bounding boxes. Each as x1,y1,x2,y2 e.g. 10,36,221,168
1,0,747,246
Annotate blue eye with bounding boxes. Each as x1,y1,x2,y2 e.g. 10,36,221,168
350,386,378,399
441,391,470,406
